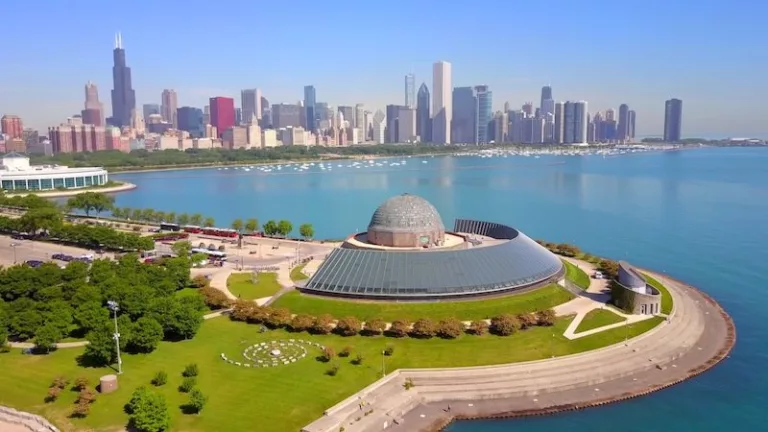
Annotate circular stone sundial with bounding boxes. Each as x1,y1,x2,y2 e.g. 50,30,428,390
220,339,325,368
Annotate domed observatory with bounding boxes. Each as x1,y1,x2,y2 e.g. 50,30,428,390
366,194,446,248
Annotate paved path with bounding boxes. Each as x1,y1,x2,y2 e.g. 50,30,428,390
301,266,734,432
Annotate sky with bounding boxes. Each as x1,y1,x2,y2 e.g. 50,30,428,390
0,0,766,138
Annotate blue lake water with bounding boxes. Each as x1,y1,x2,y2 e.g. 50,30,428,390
113,148,768,431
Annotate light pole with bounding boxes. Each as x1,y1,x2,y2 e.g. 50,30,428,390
381,350,386,377
11,243,18,264
107,300,123,374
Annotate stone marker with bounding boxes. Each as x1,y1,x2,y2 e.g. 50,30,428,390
100,375,118,394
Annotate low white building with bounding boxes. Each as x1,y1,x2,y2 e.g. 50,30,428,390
0,152,108,192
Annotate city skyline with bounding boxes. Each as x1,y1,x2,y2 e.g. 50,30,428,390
0,1,763,137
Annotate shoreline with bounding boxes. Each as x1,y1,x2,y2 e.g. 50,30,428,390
301,266,735,432
4,182,137,198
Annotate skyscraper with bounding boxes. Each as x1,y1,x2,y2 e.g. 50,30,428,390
475,85,492,144
271,104,302,129
1,115,23,139
109,33,136,128
209,97,235,138
161,89,178,128
554,102,564,144
177,107,204,138
574,101,588,144
628,110,636,140
617,103,630,142
431,61,452,144
416,83,431,142
303,86,316,131
452,87,476,143
563,102,576,143
664,98,683,142
540,86,552,111
82,82,104,126
404,74,415,108
241,89,262,124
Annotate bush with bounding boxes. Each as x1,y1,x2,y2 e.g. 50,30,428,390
73,376,89,391
410,318,437,338
200,285,231,310
320,346,335,362
265,308,292,328
151,371,168,387
191,275,209,288
352,353,364,365
51,376,69,390
598,259,620,280
490,314,521,336
536,309,557,327
362,318,386,336
128,388,170,432
290,314,315,332
335,316,361,336
383,344,395,356
437,318,464,339
178,377,196,393
517,313,539,329
312,314,335,335
387,320,410,338
71,400,91,418
187,388,207,414
326,363,340,376
182,363,199,377
230,299,256,322
468,320,489,335
46,386,62,403
339,346,353,357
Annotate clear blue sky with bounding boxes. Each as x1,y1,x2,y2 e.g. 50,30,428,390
0,0,765,138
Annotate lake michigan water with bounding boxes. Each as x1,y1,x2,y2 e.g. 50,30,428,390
113,147,768,431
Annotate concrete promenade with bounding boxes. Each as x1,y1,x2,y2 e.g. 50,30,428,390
301,269,734,432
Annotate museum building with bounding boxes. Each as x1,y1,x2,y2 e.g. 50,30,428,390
0,152,109,192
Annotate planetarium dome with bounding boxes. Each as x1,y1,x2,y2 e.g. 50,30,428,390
366,193,446,248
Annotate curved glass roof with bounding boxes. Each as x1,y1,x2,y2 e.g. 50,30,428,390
302,219,563,298
368,193,445,234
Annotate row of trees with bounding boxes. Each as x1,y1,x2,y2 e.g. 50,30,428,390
535,240,620,280
111,206,216,228
227,299,556,338
0,192,59,210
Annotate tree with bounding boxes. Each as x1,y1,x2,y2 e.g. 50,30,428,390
83,325,116,366
200,286,231,310
189,213,203,226
177,213,190,226
289,314,315,332
362,318,386,336
598,259,620,280
171,240,192,257
490,314,521,336
311,314,335,334
245,218,258,233
262,220,278,236
468,320,489,335
66,192,114,218
387,320,410,338
265,308,292,328
155,211,166,223
437,318,464,339
231,218,244,232
34,322,62,353
299,223,314,240
19,207,63,234
166,212,177,224
334,316,361,336
277,220,293,237
517,313,539,329
187,388,207,414
129,388,171,432
410,318,437,338
129,317,164,353
536,309,557,327
203,217,215,228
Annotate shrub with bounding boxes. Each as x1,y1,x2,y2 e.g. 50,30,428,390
290,314,315,332
191,275,209,288
151,371,168,387
73,377,89,391
437,318,464,339
490,314,521,336
312,314,335,335
187,389,207,414
517,313,539,329
536,309,557,327
265,308,292,328
383,344,395,356
410,318,437,338
339,346,353,358
320,346,335,362
468,320,489,335
598,259,620,280
51,376,69,389
352,354,364,365
46,386,62,403
230,299,256,322
403,378,415,390
387,320,410,338
249,306,272,323
182,363,199,377
335,316,361,336
362,318,386,336
178,377,196,393
200,285,231,310
71,400,91,418
326,363,340,376
77,387,97,404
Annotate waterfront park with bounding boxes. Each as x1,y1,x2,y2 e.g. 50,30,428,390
0,191,729,432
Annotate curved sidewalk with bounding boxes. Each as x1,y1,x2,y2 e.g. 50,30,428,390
301,270,734,432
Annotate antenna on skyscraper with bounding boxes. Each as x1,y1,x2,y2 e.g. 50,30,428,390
115,32,122,49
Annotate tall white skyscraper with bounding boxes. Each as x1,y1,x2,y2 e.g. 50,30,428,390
241,89,262,123
431,61,452,144
574,101,588,144
161,89,177,128
404,74,415,108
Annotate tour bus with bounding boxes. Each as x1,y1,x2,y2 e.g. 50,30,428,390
191,247,228,261
159,222,181,231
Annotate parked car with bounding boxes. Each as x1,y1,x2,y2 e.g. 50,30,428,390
25,260,43,268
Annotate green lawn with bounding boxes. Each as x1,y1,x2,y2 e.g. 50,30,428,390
575,308,627,333
643,273,674,315
227,272,282,300
271,284,575,322
563,260,590,289
174,288,201,299
0,315,664,432
290,263,308,282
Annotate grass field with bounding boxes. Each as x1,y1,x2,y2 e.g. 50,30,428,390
644,273,674,314
0,315,664,432
563,260,591,289
575,308,627,333
290,263,308,282
271,284,575,322
227,272,282,300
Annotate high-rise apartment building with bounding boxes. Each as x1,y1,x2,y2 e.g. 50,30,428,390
48,124,107,153
664,98,683,142
385,105,405,143
554,102,564,144
109,33,136,128
177,107,204,138
209,97,235,138
161,89,178,128
564,102,576,143
574,101,588,144
272,103,302,129
475,85,492,144
628,110,636,139
241,89,262,124
354,104,364,130
431,61,452,144
617,103,630,142
416,83,431,142
303,86,316,131
1,115,23,139
397,107,416,143
82,82,104,126
404,74,415,108
452,87,475,144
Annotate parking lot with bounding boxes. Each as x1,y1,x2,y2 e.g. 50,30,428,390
0,234,113,268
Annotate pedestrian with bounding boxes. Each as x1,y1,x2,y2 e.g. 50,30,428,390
447,404,451,412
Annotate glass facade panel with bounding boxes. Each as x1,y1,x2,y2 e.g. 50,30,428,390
27,179,40,190
40,179,53,190
85,176,93,186
53,178,65,188
75,176,85,187
1,180,13,190
64,178,75,188
13,180,27,190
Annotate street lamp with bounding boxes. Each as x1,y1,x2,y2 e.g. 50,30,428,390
381,350,386,377
107,300,123,374
10,243,19,264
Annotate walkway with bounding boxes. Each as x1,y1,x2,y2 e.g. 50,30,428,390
301,267,734,432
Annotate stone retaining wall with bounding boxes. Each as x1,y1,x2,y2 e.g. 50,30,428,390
0,406,59,432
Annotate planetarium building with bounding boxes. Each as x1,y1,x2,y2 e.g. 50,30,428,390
300,194,564,300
